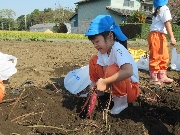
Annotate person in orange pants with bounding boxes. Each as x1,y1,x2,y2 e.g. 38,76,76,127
89,55,140,103
0,80,5,102
148,0,176,85
85,15,140,114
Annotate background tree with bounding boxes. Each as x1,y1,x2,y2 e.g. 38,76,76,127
0,9,15,30
53,2,74,23
16,15,26,30
75,5,78,13
168,0,180,25
57,23,68,33
44,8,53,13
127,10,146,23
1,3,75,31
0,10,4,30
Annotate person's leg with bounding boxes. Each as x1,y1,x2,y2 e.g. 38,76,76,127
148,32,161,85
89,57,140,114
105,64,140,102
158,34,173,83
0,80,5,102
105,64,140,114
86,55,105,115
89,55,104,83
125,81,140,103
89,55,105,96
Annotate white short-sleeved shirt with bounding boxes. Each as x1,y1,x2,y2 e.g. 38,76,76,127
150,5,172,34
97,42,139,82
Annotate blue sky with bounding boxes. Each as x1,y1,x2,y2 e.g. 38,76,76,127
0,0,79,19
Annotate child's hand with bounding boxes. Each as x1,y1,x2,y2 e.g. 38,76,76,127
96,78,106,91
170,37,176,46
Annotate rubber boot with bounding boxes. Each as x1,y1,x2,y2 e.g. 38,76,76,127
110,94,128,114
158,70,173,83
149,71,162,85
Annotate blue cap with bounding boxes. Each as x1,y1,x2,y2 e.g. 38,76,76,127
85,15,128,41
154,0,168,8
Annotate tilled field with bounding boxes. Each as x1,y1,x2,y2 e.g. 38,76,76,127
0,40,180,135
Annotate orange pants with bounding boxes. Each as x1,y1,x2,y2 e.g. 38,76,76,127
89,55,140,103
148,31,169,71
0,80,5,102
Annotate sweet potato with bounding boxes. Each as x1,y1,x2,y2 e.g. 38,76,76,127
87,90,97,115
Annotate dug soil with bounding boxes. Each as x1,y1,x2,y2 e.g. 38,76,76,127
0,40,180,135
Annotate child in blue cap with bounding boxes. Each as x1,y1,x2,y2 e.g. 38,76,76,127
85,15,140,115
148,0,176,85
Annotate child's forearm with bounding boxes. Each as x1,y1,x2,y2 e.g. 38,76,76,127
164,21,174,39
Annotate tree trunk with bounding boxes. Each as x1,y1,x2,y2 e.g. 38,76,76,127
1,22,3,30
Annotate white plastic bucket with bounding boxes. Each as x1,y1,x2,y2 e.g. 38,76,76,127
0,52,18,80
170,48,180,71
64,65,91,94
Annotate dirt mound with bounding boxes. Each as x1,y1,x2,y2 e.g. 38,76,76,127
44,29,53,33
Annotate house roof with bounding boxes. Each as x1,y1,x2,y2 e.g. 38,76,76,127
69,13,78,21
75,0,95,4
30,23,57,28
74,0,153,19
106,6,152,17
141,0,153,2
75,0,153,4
